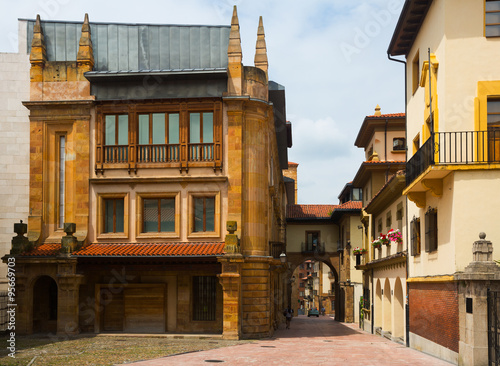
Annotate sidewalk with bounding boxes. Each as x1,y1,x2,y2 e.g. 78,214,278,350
119,315,453,366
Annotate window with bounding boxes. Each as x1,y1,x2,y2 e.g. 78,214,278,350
104,115,128,163
59,135,66,229
486,1,500,37
193,276,217,321
377,219,382,234
413,134,420,155
305,231,320,251
189,112,214,161
393,138,406,151
352,188,362,201
412,51,419,94
386,211,392,229
300,282,305,288
194,197,215,232
143,198,175,233
137,113,180,163
425,208,438,252
410,217,421,256
104,198,124,233
487,100,500,161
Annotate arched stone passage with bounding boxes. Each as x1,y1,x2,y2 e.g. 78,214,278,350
383,279,392,335
32,276,58,333
375,279,382,328
393,277,404,339
286,253,340,319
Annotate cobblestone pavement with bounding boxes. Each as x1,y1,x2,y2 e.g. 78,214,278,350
120,315,453,366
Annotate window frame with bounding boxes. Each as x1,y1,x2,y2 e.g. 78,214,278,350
425,208,438,252
393,137,406,151
188,191,220,238
412,51,420,94
104,114,129,146
486,0,500,37
136,192,180,239
410,217,421,256
97,193,129,240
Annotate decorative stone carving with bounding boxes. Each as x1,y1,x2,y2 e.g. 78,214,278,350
60,223,80,255
224,221,240,254
10,220,33,255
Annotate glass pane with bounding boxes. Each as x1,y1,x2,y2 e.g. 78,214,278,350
486,12,500,25
190,113,201,143
486,1,500,12
104,200,114,233
194,197,204,232
105,116,115,145
152,113,165,145
205,197,215,232
118,115,128,145
143,199,158,232
168,114,179,144
160,198,175,232
138,114,149,145
115,199,124,233
203,113,213,143
486,25,500,37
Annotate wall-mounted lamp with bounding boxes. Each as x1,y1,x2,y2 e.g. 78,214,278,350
280,251,287,264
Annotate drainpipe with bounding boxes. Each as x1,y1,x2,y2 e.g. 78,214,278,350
387,52,409,348
385,118,388,162
371,268,374,334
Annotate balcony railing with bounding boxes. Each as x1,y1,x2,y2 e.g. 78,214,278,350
189,143,214,162
137,144,180,163
269,241,285,259
301,242,325,255
104,145,128,163
407,130,500,185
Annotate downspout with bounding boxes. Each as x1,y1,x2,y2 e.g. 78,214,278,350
387,52,409,348
371,268,374,334
385,118,389,182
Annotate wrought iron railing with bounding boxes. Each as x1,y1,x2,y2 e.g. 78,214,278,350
406,130,500,186
301,242,325,255
137,144,180,163
269,241,286,259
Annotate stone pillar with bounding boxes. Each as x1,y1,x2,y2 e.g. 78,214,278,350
456,233,500,366
217,222,243,339
56,260,83,335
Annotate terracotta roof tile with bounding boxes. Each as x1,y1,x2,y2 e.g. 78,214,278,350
337,201,363,210
20,242,225,257
287,204,338,219
363,160,406,164
365,113,405,119
288,161,299,166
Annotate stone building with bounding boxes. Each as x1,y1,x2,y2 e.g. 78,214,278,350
5,7,292,339
0,20,30,291
388,0,500,363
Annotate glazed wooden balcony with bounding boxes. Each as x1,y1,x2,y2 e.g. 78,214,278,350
407,130,500,186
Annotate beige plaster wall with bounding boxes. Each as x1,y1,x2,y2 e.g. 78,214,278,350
286,223,338,254
369,129,406,162
0,20,30,289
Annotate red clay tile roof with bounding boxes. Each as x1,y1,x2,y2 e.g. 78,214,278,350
363,160,406,164
20,242,225,257
365,113,405,119
287,204,338,219
338,201,363,210
288,161,299,166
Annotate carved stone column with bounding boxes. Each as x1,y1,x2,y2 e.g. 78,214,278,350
456,233,500,366
218,255,243,340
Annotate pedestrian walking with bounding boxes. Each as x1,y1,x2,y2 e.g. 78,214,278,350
283,305,293,329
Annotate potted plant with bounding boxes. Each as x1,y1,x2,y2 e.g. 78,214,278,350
352,247,366,255
387,229,403,244
371,238,382,249
380,233,390,245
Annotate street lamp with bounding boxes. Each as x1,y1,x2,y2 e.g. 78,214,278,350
280,251,287,264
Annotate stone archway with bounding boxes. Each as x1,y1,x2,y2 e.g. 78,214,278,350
32,276,58,333
375,279,382,329
393,277,404,339
383,279,392,336
286,253,340,320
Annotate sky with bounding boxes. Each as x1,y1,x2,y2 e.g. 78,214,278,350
0,0,406,204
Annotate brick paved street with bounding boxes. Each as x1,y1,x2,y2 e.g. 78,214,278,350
122,315,453,365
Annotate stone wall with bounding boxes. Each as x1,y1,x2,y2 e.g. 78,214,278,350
0,21,30,289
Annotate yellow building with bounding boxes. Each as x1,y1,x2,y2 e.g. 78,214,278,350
5,8,292,339
389,0,500,364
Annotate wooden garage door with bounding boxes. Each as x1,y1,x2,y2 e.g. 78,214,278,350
124,286,165,333
102,290,124,331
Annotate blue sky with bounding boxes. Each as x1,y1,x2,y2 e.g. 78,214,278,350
0,0,406,204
